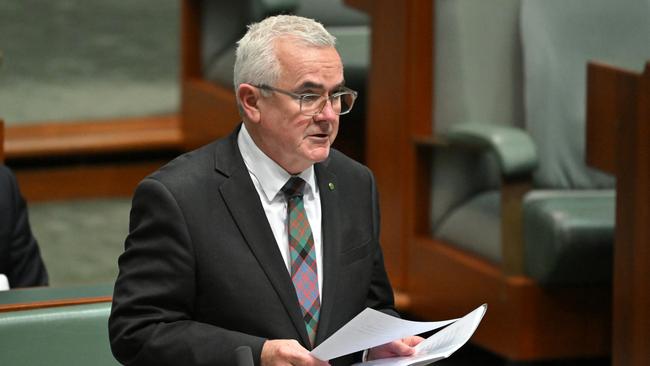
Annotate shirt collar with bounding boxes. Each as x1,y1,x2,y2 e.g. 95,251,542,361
237,123,317,202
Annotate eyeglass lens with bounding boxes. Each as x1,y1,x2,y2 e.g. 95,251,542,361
300,93,355,116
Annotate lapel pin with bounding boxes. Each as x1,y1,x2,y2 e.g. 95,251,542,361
328,182,335,191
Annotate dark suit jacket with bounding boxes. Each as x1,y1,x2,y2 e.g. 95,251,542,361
0,165,48,288
109,125,396,366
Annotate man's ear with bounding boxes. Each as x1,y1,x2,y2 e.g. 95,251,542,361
237,84,261,123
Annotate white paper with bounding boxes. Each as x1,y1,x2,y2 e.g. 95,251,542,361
351,304,487,366
310,308,458,361
0,274,9,291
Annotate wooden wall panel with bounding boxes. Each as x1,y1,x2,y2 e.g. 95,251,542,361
1,120,4,162
347,0,434,292
14,161,168,202
587,62,650,366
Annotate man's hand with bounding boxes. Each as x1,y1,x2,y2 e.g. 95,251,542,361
366,336,424,361
261,339,330,366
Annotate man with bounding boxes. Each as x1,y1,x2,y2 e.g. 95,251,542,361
0,165,49,288
109,15,421,365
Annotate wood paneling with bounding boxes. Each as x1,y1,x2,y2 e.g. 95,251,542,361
409,237,611,361
586,63,638,175
179,0,240,149
4,116,181,202
587,61,650,366
1,120,4,162
352,0,434,291
14,161,167,202
181,0,201,81
5,115,182,160
181,80,240,150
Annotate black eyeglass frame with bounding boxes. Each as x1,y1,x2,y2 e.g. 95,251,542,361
252,84,358,116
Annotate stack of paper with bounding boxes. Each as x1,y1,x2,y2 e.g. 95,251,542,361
311,304,487,365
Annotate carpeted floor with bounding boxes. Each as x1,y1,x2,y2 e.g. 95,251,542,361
0,0,179,124
1,0,178,282
28,198,131,287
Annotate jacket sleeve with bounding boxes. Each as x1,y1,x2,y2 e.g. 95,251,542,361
108,177,266,366
1,166,49,288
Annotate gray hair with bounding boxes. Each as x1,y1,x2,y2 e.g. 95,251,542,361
234,15,337,94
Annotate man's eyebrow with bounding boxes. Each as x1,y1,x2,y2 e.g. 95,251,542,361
296,80,346,92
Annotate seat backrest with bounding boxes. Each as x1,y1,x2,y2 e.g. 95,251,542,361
430,0,650,227
201,0,298,85
293,0,368,26
201,0,369,88
520,0,650,189
430,0,522,228
0,302,117,365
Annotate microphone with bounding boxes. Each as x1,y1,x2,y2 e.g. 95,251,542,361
235,346,254,366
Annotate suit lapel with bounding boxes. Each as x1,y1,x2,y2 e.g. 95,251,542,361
214,128,311,347
314,161,342,345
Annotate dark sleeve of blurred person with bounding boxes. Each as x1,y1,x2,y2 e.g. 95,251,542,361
0,165,48,288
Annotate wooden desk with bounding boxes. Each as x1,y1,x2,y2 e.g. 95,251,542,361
586,61,650,366
0,283,113,312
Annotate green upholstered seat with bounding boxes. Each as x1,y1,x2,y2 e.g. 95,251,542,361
430,0,649,286
0,302,116,366
436,190,502,264
433,124,616,285
201,0,298,86
523,190,615,285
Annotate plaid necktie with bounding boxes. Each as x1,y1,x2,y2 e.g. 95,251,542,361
281,177,320,346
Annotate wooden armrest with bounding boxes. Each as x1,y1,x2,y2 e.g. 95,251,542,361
500,177,533,276
413,131,532,276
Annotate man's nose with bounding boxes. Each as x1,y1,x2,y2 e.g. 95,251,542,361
315,98,338,120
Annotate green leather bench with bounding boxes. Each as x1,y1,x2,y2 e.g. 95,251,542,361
0,283,113,310
433,123,615,285
0,302,116,366
0,284,116,365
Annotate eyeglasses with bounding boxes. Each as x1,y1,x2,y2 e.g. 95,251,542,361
253,84,358,116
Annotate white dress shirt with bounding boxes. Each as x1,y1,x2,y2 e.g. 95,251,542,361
237,124,323,296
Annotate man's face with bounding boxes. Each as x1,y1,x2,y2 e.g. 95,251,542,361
255,38,344,174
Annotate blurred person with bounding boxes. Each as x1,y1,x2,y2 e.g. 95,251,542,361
0,165,48,289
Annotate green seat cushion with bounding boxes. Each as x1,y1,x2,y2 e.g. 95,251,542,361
435,190,502,264
0,302,117,365
523,190,614,285
436,189,614,287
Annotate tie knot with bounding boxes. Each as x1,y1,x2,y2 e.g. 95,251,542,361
281,177,306,199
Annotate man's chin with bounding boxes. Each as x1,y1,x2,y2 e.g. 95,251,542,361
307,146,331,163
